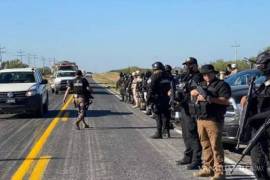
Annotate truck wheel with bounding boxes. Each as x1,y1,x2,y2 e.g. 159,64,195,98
34,98,44,118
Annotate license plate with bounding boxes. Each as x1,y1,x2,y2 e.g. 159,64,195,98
7,99,16,103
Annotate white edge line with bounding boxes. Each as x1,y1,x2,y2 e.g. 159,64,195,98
98,81,255,177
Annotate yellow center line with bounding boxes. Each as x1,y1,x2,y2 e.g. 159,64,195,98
11,96,73,180
29,156,51,180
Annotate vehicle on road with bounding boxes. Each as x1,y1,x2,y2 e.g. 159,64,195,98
51,70,76,94
52,61,78,74
225,69,265,86
0,68,49,117
222,69,266,149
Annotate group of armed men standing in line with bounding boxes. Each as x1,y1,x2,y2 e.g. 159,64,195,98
116,50,270,180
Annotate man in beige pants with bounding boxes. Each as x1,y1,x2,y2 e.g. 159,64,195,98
191,64,231,180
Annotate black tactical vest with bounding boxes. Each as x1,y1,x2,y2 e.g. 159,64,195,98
73,78,84,95
256,84,270,113
195,79,227,120
157,76,171,98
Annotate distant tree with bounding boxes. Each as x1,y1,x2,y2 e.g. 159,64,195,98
1,59,29,69
211,59,250,72
110,66,150,74
38,66,52,76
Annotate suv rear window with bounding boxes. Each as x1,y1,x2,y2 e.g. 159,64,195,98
0,72,35,83
57,72,76,77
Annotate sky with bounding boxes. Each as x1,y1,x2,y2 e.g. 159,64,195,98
0,0,270,72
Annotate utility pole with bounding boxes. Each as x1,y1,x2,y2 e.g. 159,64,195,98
32,55,38,67
17,49,25,62
0,45,6,69
27,53,32,67
231,43,240,63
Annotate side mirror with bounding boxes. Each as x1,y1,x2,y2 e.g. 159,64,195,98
41,79,48,84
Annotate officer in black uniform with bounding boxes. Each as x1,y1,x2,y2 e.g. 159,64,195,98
63,70,93,130
147,62,172,139
116,72,126,101
174,57,203,170
241,50,270,180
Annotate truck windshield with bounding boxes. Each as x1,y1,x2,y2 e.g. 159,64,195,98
0,72,35,83
58,66,77,71
57,72,76,77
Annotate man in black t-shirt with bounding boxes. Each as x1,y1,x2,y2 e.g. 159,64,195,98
191,64,231,180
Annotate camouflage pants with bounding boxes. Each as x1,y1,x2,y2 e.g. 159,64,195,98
74,97,87,124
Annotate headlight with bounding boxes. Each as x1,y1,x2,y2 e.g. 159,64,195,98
54,79,61,84
26,89,37,97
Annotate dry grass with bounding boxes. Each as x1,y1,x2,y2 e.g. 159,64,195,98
92,72,120,90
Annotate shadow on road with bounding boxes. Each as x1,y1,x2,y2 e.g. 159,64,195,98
0,109,133,120
87,126,156,130
0,156,65,162
92,91,111,95
87,110,133,117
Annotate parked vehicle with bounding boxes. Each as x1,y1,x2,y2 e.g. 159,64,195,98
0,68,49,117
222,69,266,149
51,70,76,94
225,69,265,86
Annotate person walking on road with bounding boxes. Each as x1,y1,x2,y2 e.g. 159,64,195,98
63,70,93,130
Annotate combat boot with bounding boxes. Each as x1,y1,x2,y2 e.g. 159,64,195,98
210,174,225,180
193,168,214,177
150,132,163,139
176,156,191,165
84,124,90,128
187,161,201,170
75,121,80,130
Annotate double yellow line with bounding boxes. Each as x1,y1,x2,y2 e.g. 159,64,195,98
12,96,73,180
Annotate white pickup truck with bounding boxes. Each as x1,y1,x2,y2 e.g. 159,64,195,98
0,68,49,117
50,70,76,94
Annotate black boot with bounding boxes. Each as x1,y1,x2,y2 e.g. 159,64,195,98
176,156,192,165
167,129,171,138
186,161,201,170
151,132,163,139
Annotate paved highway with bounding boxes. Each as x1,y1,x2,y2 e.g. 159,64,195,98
0,79,255,180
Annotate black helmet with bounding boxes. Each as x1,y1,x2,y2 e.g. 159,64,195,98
76,70,83,76
119,72,124,77
152,61,164,71
165,65,172,72
256,50,270,75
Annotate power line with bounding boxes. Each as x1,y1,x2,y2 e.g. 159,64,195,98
17,49,25,62
27,53,32,66
0,45,6,69
32,55,38,67
231,42,240,63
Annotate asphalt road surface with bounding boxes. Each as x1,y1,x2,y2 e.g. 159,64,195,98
0,79,255,180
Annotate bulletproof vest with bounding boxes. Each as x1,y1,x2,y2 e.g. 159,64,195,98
73,78,85,95
191,79,225,119
157,75,171,98
256,84,270,113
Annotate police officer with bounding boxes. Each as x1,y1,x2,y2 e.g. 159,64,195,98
116,72,125,101
191,64,231,180
147,62,171,139
63,70,93,130
174,57,203,170
240,50,270,180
